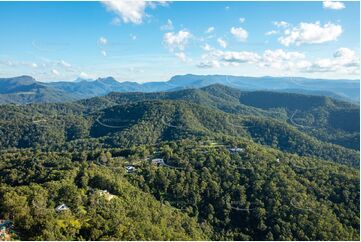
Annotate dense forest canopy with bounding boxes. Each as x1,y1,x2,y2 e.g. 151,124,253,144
0,84,359,240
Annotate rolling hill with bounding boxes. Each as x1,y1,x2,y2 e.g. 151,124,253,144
0,95,359,167
80,84,359,150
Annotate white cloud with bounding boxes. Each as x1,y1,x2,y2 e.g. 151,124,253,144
198,44,359,76
205,26,215,34
333,47,355,61
60,60,71,68
174,52,187,62
265,30,278,36
278,22,342,46
273,21,289,28
163,30,191,51
261,49,306,70
239,18,246,24
217,38,227,48
197,60,221,69
220,51,261,63
101,50,107,56
263,49,305,62
230,27,248,42
323,0,345,10
306,48,359,74
99,37,108,45
201,44,213,52
79,72,93,79
101,0,153,24
52,69,60,76
200,47,303,71
31,63,38,68
161,19,174,31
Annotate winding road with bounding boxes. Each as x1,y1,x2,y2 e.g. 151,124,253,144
96,116,129,129
289,110,311,129
160,116,186,130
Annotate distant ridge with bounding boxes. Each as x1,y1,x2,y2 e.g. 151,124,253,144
0,74,359,104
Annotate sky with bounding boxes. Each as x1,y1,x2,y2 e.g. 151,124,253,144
0,0,359,83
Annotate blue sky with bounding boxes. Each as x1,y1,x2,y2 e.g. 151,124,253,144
0,0,359,82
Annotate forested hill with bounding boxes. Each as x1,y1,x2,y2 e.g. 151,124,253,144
0,82,359,240
0,137,359,240
81,84,360,150
0,150,209,240
0,99,359,167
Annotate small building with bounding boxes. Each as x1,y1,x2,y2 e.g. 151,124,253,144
98,190,115,201
55,203,69,212
125,165,136,173
229,148,245,153
151,158,165,166
276,158,280,163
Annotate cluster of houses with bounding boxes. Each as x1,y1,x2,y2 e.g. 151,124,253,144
54,190,117,214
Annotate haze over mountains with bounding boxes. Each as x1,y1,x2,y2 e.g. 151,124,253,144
0,74,359,104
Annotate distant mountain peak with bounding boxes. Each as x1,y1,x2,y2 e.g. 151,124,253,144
16,75,35,79
74,77,93,83
3,75,37,84
96,76,118,84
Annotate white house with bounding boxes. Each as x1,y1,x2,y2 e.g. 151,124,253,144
151,158,165,165
55,204,69,212
125,165,136,173
229,148,245,153
99,190,115,201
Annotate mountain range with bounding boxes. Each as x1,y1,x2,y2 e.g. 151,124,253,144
0,74,359,104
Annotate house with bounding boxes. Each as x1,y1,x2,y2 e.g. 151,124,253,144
229,148,245,153
151,158,165,166
98,190,115,201
125,165,136,173
55,203,69,212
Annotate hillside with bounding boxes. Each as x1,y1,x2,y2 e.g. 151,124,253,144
0,86,359,240
81,84,359,150
0,136,358,240
0,99,359,167
0,150,208,240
